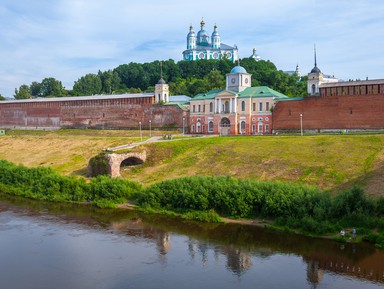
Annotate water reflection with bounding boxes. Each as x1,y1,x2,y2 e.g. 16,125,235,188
1,194,384,289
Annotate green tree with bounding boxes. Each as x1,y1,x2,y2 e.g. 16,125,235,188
40,77,64,97
204,70,225,90
98,70,120,94
0,93,5,101
30,81,42,97
114,62,149,91
73,73,102,96
14,84,31,99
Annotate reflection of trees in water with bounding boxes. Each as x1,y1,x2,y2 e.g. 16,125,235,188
4,197,384,285
223,246,252,276
109,214,384,284
307,260,323,289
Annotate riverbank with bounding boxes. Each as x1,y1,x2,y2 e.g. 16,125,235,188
1,130,384,247
1,130,384,195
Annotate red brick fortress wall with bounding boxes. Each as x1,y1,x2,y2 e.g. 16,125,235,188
0,96,187,130
273,94,384,131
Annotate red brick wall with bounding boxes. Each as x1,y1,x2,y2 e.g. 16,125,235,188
0,97,188,130
273,94,384,131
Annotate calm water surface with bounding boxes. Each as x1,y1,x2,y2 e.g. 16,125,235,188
0,196,383,289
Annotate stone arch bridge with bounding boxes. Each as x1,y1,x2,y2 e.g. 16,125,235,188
88,151,146,178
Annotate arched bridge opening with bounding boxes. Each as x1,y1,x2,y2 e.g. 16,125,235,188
121,157,144,167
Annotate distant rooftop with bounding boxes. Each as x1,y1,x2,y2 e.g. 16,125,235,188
320,78,384,88
169,95,191,102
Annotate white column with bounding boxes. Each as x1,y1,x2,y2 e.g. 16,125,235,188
233,98,237,113
229,98,233,113
219,99,222,113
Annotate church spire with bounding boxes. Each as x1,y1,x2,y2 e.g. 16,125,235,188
310,44,321,73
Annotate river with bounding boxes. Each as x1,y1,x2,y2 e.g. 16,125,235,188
0,195,383,289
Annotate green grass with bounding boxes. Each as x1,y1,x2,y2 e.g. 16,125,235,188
123,135,384,194
1,130,384,194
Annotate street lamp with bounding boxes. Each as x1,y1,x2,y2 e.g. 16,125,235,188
300,113,303,136
149,120,152,137
182,117,185,136
139,121,142,142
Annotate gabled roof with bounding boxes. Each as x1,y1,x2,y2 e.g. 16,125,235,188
190,86,290,101
192,89,223,100
238,86,289,100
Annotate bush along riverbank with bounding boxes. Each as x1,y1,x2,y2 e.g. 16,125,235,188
136,176,384,248
1,160,384,248
0,160,142,208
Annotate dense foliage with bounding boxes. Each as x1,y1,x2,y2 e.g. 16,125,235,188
14,58,307,99
3,158,382,246
0,160,142,208
137,176,384,247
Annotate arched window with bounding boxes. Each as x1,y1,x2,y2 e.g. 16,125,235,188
208,121,214,132
191,124,195,133
209,102,213,113
220,117,230,127
196,120,201,133
241,101,245,112
240,121,246,133
224,101,229,113
311,84,316,95
252,124,256,134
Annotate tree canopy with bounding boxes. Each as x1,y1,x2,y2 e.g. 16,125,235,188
12,58,307,99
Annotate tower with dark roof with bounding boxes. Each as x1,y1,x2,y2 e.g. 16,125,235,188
307,46,338,96
307,47,323,96
154,63,169,103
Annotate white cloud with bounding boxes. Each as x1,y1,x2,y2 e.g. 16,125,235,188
1,0,384,97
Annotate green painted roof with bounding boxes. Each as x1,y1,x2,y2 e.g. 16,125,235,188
238,86,289,100
192,89,223,100
164,102,189,110
190,86,289,101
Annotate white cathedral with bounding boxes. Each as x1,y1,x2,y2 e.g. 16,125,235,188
182,19,239,62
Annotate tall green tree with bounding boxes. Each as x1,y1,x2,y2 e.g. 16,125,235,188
30,81,42,97
204,70,225,90
40,77,64,97
14,84,31,99
73,73,102,96
114,62,149,91
98,70,120,94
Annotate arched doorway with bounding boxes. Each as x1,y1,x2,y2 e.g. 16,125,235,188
220,117,231,136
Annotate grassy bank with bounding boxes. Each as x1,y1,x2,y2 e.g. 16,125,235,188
0,130,383,194
125,134,384,195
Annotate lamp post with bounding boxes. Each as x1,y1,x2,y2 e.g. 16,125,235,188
300,114,303,136
149,120,152,137
139,121,142,142
182,117,185,136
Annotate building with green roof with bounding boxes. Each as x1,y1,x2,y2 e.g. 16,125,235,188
189,65,289,135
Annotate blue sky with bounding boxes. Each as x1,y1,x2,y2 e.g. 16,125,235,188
1,0,384,98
